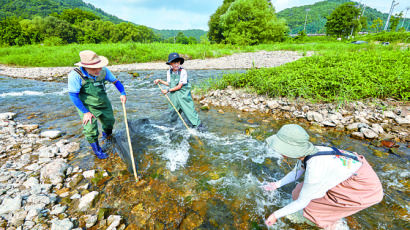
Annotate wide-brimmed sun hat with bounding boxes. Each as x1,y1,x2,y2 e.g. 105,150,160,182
166,52,184,65
75,50,108,68
266,124,317,158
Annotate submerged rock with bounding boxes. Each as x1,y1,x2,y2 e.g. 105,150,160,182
50,218,74,230
78,191,99,211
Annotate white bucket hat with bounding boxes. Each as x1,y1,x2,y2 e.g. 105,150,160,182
75,50,108,68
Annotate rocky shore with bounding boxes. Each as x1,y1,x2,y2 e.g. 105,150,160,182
195,86,410,144
0,51,312,82
0,113,126,229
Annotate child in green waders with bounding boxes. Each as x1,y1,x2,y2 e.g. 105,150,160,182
154,53,204,130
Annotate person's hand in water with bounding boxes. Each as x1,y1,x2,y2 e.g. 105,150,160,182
265,213,277,226
263,182,278,191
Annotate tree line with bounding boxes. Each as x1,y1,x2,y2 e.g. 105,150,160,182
1,0,408,47
0,8,200,46
207,0,409,44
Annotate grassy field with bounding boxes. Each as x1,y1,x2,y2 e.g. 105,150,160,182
0,40,398,67
205,44,409,102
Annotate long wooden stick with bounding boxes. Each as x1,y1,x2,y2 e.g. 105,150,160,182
157,84,191,131
157,84,203,146
122,101,139,182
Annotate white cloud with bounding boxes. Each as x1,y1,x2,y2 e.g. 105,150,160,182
119,7,211,30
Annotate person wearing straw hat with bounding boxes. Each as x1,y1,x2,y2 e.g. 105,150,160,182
263,124,383,229
68,50,127,159
154,52,204,130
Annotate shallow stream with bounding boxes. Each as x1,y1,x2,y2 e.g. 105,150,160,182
0,70,408,229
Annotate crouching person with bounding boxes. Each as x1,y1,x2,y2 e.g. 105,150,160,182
264,124,383,229
68,50,126,159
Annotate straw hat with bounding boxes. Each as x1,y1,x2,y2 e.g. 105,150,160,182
266,124,318,158
75,50,108,68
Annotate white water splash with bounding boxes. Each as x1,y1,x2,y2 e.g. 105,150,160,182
0,88,68,97
163,139,190,171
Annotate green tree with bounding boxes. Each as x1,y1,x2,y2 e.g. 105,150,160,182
370,17,383,32
42,16,76,44
389,13,402,32
220,0,288,45
175,32,189,44
207,0,235,43
51,8,100,24
325,2,363,37
200,34,210,44
188,36,198,44
0,17,27,46
19,18,43,44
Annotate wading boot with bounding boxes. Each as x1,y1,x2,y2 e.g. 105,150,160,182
90,142,109,159
101,131,113,151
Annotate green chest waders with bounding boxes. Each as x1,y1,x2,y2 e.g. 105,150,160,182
76,69,115,143
168,70,201,127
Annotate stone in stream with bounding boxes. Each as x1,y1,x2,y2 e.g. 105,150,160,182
351,132,364,139
381,140,397,148
106,215,122,230
10,210,27,227
40,130,62,139
361,128,378,139
40,159,69,185
306,111,324,123
0,112,17,120
50,218,74,230
78,191,99,211
80,214,98,228
0,195,22,215
394,116,410,125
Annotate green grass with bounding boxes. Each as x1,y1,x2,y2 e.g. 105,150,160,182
0,42,243,67
209,45,410,102
0,40,386,67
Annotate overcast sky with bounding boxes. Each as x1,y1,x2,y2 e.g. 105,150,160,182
83,0,410,30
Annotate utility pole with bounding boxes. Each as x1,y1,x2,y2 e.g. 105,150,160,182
350,2,362,38
384,0,399,31
400,7,410,29
304,8,311,33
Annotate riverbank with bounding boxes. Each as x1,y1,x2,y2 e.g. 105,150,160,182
0,50,312,82
195,86,410,145
0,112,128,229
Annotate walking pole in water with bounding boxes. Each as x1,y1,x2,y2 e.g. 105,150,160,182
122,101,139,182
157,84,203,145
157,84,191,131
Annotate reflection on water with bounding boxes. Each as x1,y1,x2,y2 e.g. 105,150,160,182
0,71,408,229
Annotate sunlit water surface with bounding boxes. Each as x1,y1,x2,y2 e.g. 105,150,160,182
0,70,408,229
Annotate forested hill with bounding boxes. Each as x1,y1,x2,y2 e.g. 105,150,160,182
0,0,125,23
0,0,205,39
277,0,390,34
153,29,207,40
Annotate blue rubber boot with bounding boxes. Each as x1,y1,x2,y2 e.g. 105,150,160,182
90,142,109,159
